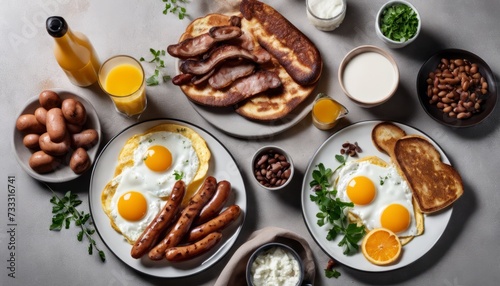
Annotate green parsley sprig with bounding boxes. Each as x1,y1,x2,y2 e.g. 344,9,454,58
140,48,171,86
309,154,366,256
173,170,184,180
162,0,189,19
325,268,341,279
49,190,105,262
380,3,419,42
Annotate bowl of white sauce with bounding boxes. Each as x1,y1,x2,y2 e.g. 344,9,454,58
246,242,304,286
306,0,346,31
338,45,399,107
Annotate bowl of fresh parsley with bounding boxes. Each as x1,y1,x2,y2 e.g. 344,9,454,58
375,0,421,49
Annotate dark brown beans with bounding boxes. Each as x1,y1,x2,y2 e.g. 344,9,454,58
253,148,293,188
340,141,362,157
426,58,489,119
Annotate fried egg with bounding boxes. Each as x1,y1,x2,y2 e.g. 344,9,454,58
106,168,164,242
336,156,419,238
128,130,200,197
101,123,211,243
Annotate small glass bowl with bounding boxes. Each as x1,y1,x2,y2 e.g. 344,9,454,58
311,93,348,130
306,0,347,31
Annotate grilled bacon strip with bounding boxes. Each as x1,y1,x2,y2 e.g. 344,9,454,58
179,45,258,75
209,62,255,89
224,70,282,105
167,26,242,59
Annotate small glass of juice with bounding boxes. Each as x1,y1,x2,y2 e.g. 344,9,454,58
312,93,348,130
98,55,147,118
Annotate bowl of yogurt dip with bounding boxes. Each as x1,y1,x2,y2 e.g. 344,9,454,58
306,0,346,31
246,242,304,286
338,45,399,107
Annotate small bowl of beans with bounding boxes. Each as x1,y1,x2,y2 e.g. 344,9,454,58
417,49,497,127
252,146,294,190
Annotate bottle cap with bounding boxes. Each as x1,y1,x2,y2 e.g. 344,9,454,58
46,16,68,37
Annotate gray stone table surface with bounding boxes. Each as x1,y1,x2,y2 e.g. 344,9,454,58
1,0,499,285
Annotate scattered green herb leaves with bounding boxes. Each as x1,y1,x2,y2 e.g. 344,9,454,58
325,268,342,279
379,175,388,185
140,48,171,86
174,170,184,180
162,0,189,19
49,189,105,262
309,155,366,258
380,4,419,42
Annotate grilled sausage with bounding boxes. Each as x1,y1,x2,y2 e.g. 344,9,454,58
187,205,240,243
131,181,186,259
194,180,231,226
165,232,222,262
148,176,217,260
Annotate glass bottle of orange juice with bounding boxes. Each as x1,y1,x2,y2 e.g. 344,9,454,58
46,16,100,87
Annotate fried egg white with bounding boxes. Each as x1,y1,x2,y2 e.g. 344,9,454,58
336,157,418,237
107,168,165,243
128,130,200,198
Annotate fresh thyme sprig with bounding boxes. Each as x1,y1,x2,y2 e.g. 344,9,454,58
49,189,105,262
162,0,189,19
140,48,171,86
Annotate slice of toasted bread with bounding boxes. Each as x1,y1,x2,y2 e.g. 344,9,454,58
371,122,407,159
394,135,464,213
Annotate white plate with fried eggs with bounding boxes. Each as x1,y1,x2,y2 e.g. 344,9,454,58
89,119,246,277
301,120,453,272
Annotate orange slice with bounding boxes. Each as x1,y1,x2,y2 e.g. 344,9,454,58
361,228,402,265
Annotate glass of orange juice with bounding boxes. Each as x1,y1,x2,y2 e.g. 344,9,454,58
312,93,348,130
98,55,147,118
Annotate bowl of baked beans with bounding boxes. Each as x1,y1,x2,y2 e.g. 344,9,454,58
251,146,294,191
417,49,497,127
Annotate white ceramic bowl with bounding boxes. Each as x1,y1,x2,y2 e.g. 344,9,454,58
246,242,304,286
338,45,400,107
251,146,294,191
375,0,421,49
13,89,101,182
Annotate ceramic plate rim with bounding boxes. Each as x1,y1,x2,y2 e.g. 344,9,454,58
301,120,453,272
89,118,247,278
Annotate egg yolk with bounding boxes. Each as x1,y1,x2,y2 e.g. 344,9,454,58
117,191,147,221
381,204,411,233
144,145,172,172
346,176,376,205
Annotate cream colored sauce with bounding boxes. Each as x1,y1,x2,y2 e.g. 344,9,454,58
308,0,343,19
306,0,346,31
342,52,396,104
